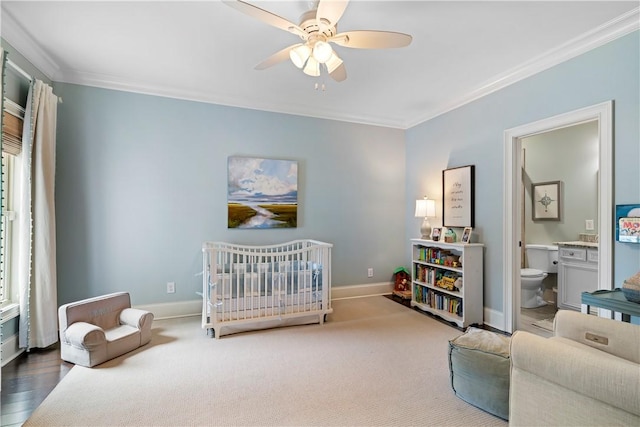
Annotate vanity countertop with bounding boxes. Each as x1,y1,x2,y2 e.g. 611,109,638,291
554,241,599,249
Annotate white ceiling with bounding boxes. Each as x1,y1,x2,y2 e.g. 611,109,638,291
2,1,638,129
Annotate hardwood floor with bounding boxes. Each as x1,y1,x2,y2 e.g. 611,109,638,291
1,345,72,427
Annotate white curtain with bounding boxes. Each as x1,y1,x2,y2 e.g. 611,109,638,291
18,79,58,350
1,48,5,390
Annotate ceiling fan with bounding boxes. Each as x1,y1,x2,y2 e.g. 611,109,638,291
223,0,412,82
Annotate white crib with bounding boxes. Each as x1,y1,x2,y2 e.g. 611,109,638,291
202,240,332,338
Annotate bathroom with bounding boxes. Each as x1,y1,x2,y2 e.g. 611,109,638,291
520,120,599,336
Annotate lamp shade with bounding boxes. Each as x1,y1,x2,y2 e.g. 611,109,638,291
312,40,333,63
303,56,320,76
415,198,436,218
290,44,311,69
325,52,343,74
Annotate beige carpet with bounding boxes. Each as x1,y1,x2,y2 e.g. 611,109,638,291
25,296,507,426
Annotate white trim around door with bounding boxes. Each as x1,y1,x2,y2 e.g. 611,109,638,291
503,101,613,333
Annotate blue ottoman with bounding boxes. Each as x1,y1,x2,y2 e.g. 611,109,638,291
448,327,511,420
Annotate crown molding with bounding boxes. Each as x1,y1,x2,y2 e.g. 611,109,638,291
1,8,60,81
3,6,637,130
406,7,640,129
55,68,408,129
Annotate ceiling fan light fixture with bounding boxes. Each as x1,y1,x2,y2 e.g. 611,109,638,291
224,0,413,83
303,56,320,76
325,52,343,74
289,44,311,69
312,40,333,63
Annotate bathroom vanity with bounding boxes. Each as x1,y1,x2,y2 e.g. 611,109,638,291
555,241,598,311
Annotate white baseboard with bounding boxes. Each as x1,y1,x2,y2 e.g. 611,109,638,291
1,333,24,367
134,300,201,320
331,282,394,300
135,283,395,320
135,284,514,333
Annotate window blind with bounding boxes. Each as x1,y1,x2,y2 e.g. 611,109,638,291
2,105,24,156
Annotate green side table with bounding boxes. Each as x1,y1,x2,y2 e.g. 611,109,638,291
581,288,640,322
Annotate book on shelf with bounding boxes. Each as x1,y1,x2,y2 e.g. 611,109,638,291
413,285,463,317
416,246,463,268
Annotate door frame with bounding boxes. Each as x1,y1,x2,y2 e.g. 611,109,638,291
503,101,613,333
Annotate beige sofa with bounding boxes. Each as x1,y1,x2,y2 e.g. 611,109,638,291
58,292,153,367
510,310,640,426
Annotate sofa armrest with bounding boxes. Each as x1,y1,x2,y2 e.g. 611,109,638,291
120,308,153,345
119,308,153,329
554,310,640,363
511,331,640,416
63,322,106,350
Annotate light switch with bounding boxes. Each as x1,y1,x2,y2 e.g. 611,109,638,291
585,220,594,230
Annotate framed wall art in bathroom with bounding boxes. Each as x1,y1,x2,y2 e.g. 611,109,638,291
532,181,561,221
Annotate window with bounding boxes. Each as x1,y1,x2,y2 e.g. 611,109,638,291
1,152,16,304
1,103,23,311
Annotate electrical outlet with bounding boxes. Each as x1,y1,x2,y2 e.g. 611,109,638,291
367,268,374,278
585,219,594,231
167,282,176,294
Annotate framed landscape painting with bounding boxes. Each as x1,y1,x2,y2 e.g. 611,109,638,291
227,156,298,229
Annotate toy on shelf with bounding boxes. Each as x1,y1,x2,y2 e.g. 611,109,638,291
436,271,459,291
444,228,457,243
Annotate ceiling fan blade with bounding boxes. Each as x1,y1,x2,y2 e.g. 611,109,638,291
330,30,412,49
255,44,301,70
222,0,306,38
328,63,347,82
316,0,349,27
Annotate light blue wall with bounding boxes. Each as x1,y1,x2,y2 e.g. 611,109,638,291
406,31,640,314
4,31,639,320
53,84,406,306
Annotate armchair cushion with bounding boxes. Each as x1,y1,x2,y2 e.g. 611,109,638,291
553,309,640,363
58,292,153,367
510,310,640,426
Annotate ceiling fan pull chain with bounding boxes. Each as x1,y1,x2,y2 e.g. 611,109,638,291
314,75,326,91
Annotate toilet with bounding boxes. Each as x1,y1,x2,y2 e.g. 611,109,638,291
521,244,558,308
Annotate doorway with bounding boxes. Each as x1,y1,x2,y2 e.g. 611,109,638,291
502,101,613,333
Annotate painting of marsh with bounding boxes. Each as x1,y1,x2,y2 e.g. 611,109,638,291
228,157,298,229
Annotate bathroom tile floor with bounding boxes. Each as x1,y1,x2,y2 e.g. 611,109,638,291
520,303,557,338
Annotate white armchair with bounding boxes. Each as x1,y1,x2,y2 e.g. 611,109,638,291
510,310,640,425
58,292,153,367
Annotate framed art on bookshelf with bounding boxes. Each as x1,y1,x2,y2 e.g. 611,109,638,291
461,227,473,243
431,227,442,241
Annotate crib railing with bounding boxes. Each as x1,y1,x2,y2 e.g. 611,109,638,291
202,240,332,338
